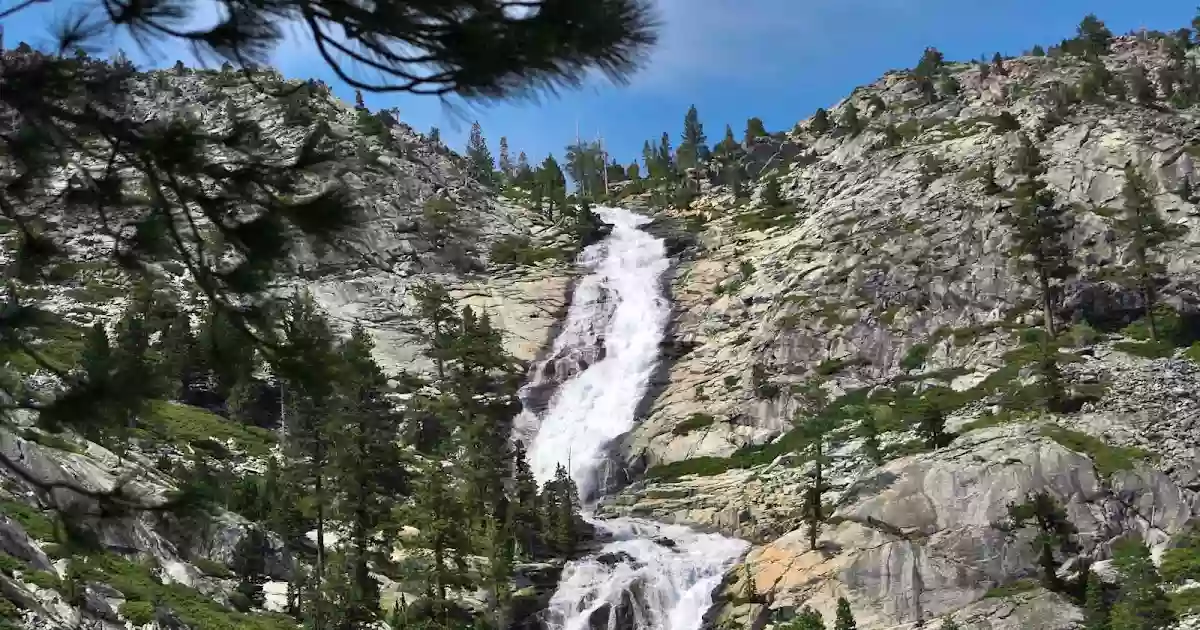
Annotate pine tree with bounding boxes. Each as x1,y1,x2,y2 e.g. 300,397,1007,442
940,617,962,630
716,124,739,156
276,293,343,629
1083,569,1110,630
834,597,857,630
1002,491,1079,593
799,415,834,551
657,132,675,177
80,322,113,387
429,127,442,144
353,89,365,110
1109,537,1174,630
1129,65,1156,104
762,177,784,208
158,308,199,401
411,281,461,383
1005,134,1073,336
915,400,951,449
466,121,495,185
332,323,407,629
840,102,862,136
677,104,709,169
626,162,641,181
1115,162,1179,342
196,306,256,400
782,606,826,630
857,410,882,465
641,140,657,178
498,136,513,179
1075,14,1113,58
744,117,768,144
811,108,830,135
410,461,474,625
982,160,1001,194
513,151,533,185
231,527,271,610
992,52,1007,75
1032,44,1047,56
511,441,542,558
914,47,944,79
542,463,581,556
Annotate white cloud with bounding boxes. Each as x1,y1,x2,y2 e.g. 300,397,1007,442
627,0,920,90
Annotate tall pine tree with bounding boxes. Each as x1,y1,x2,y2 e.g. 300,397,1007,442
677,105,709,170
1005,134,1073,336
466,121,495,186
1115,162,1180,342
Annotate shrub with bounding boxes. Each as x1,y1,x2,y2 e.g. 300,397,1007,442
1161,527,1200,584
120,601,155,626
900,343,931,371
490,236,566,267
1040,426,1153,476
673,413,716,435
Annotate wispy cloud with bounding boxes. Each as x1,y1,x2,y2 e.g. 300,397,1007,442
627,0,924,90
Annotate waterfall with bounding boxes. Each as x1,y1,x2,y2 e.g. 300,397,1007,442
522,207,748,630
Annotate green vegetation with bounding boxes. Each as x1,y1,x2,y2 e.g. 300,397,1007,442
20,429,82,454
734,204,800,232
1160,527,1200,584
1039,426,1153,476
75,552,296,630
983,578,1040,598
490,235,567,266
0,500,58,541
192,557,234,578
1112,340,1176,359
900,343,931,370
134,401,276,458
673,413,717,435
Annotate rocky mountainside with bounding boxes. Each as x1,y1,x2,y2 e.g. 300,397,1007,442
0,57,581,630
594,32,1200,630
9,23,1200,630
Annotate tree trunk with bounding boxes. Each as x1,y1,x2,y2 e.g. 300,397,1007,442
1038,267,1056,337
1140,258,1158,342
314,441,326,630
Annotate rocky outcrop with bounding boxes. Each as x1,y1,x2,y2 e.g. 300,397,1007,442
609,34,1200,629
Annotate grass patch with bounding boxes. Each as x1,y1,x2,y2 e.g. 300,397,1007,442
1039,426,1153,476
814,357,866,376
900,343,931,371
20,429,82,454
1161,527,1200,584
75,552,296,630
0,500,58,541
134,401,276,458
673,413,717,436
733,205,800,232
192,557,234,579
120,601,156,626
490,236,567,267
644,337,1090,482
1112,340,1176,359
1170,587,1200,617
22,570,60,590
65,279,127,304
983,578,1039,599
0,311,88,375
644,456,741,480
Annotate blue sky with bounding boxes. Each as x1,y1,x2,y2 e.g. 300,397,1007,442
4,1,1197,167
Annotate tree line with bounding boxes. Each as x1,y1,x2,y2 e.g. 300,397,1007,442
71,278,586,629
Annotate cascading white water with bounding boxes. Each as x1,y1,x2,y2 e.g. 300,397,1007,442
523,207,748,630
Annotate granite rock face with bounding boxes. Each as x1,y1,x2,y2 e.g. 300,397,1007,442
605,35,1200,629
